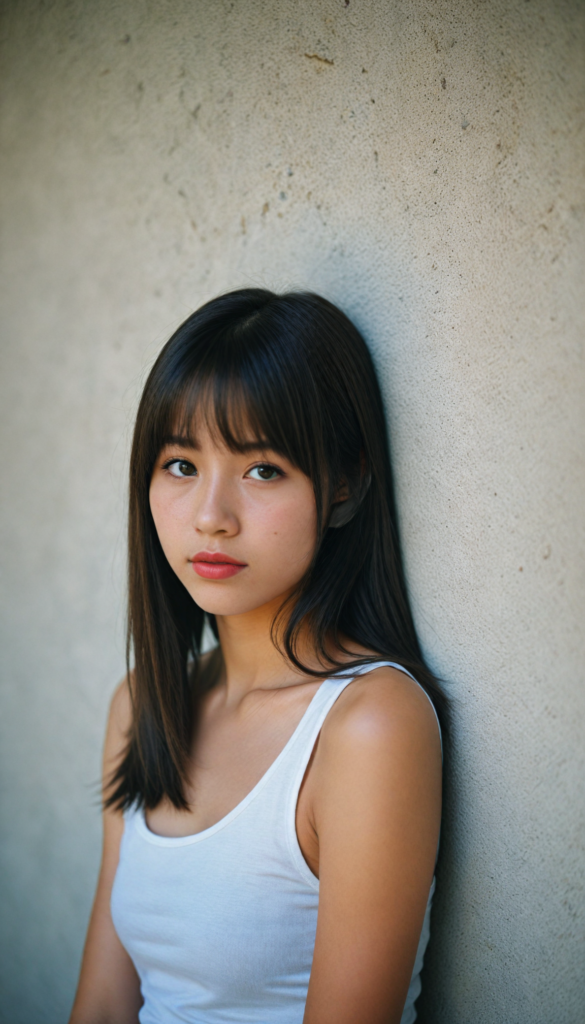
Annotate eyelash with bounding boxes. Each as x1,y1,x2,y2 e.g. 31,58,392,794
162,459,284,481
162,459,196,479
247,464,283,482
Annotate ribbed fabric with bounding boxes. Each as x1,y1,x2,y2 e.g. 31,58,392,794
111,661,438,1024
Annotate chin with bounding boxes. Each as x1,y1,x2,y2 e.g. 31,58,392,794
188,585,279,618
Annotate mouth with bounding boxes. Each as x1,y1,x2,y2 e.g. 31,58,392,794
191,551,248,580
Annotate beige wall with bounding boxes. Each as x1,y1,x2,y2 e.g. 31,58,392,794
1,1,583,1020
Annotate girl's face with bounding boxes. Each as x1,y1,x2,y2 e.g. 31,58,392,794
149,424,318,618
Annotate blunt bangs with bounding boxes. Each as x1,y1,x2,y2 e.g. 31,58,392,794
161,345,314,473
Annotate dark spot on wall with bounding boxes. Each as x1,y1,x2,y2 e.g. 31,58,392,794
304,53,334,66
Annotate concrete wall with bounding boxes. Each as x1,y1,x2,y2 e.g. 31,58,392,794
1,1,583,1020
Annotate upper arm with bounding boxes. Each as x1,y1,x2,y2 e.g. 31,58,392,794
69,679,143,1024
303,669,442,1024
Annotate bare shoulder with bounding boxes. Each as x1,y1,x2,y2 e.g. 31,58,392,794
107,676,133,735
110,675,133,723
304,664,442,887
322,665,441,755
103,675,133,778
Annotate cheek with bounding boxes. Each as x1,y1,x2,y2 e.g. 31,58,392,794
254,494,317,573
149,485,187,559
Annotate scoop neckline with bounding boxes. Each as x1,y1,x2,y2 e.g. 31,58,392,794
132,659,401,848
134,674,337,848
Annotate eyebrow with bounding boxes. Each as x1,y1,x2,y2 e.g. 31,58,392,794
160,434,277,454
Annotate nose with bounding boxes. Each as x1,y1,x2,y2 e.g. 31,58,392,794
192,472,239,538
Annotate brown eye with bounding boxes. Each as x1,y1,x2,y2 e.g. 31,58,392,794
167,460,197,478
247,464,281,481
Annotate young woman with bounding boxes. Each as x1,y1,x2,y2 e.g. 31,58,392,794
70,289,444,1024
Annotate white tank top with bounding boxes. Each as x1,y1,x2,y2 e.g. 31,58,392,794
111,661,439,1024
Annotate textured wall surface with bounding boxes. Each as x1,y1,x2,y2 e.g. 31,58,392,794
1,1,583,1021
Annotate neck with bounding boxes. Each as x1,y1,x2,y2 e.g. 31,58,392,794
214,593,321,702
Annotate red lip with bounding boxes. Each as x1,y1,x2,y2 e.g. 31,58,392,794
193,552,247,565
191,551,247,580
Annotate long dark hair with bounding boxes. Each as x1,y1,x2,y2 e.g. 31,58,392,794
106,289,447,811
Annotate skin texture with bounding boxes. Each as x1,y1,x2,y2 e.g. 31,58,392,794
69,427,442,1024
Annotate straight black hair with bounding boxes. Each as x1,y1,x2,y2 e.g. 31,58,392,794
106,289,447,811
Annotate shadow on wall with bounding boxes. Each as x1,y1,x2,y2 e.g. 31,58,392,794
416,723,457,1023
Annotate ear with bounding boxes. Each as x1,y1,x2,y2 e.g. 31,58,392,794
332,477,350,503
328,468,371,528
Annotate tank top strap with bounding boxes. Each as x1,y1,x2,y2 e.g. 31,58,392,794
280,659,442,889
290,659,442,767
